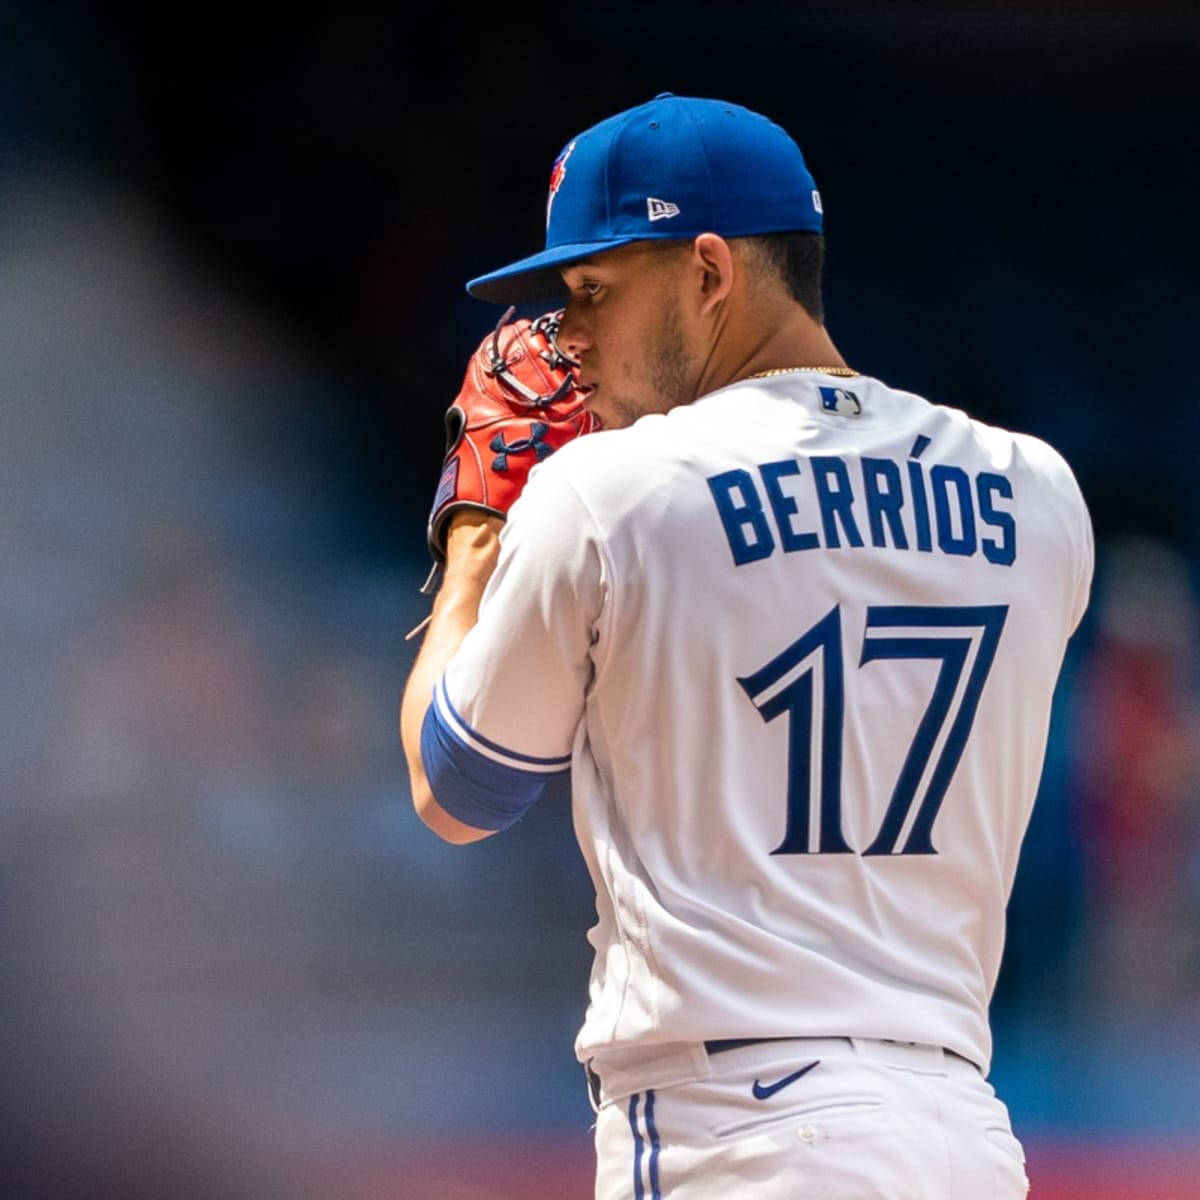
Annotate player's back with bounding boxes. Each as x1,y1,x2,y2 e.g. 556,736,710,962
563,371,1092,1076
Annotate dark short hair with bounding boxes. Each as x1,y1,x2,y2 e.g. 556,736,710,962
740,232,825,323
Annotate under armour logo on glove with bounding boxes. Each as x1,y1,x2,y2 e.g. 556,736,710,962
491,422,553,471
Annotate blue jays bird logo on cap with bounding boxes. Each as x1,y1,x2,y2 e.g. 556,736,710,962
546,141,575,228
819,386,862,417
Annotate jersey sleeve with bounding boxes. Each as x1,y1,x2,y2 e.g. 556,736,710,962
1017,430,1095,637
420,454,606,831
1053,448,1095,634
1071,484,1095,634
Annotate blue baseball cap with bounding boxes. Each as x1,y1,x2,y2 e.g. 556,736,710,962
466,93,824,303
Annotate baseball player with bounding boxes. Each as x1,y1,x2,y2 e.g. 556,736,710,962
401,94,1093,1198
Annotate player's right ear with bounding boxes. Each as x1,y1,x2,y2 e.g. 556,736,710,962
691,233,734,317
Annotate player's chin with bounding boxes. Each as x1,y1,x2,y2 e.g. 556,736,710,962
578,386,610,431
590,390,643,431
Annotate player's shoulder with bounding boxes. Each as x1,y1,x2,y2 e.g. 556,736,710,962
985,418,1085,511
524,415,710,545
535,416,682,493
911,384,1086,498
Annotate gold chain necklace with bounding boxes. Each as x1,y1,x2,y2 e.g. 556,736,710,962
749,366,859,379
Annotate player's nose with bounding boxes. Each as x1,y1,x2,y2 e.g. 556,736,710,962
556,297,593,359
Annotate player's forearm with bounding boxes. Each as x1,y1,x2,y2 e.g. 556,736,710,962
400,512,503,841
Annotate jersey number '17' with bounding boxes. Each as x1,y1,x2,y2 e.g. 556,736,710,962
738,605,1008,856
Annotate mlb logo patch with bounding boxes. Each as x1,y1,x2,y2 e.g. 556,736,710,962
818,386,862,417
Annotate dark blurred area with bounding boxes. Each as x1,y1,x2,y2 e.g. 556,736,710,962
3,2,1199,1196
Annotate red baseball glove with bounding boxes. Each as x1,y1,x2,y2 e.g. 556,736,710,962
422,306,597,590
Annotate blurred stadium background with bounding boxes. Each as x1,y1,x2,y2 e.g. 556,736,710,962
3,1,1198,1196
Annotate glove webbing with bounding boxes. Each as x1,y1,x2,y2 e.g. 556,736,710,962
484,306,578,407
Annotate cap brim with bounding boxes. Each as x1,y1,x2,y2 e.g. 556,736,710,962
465,237,642,304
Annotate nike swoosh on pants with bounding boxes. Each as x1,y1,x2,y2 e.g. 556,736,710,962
751,1061,820,1100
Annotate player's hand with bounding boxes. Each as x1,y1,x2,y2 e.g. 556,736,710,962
422,306,598,588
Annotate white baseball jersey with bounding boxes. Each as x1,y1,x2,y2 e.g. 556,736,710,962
421,371,1093,1081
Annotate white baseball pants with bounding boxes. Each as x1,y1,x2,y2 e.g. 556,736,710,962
591,1036,1029,1199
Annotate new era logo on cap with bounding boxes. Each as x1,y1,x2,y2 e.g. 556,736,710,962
647,197,680,221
